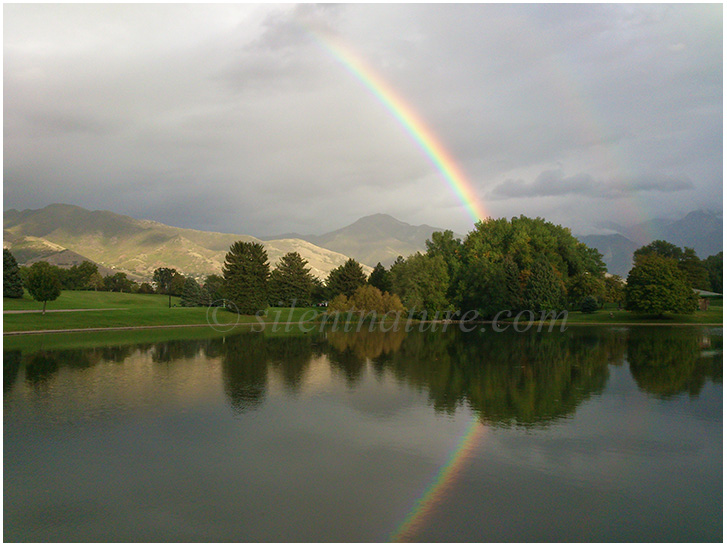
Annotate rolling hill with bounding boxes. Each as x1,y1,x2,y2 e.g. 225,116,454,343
3,204,368,280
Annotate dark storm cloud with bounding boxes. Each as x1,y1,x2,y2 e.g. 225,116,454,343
491,170,694,200
3,4,722,236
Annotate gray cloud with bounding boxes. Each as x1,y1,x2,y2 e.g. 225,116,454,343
491,169,694,200
3,4,722,237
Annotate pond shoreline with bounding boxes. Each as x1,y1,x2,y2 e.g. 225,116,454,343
4,320,722,336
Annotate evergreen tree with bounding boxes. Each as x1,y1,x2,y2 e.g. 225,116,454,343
222,241,270,315
203,274,225,303
180,277,206,307
269,252,316,306
368,262,392,293
524,258,566,312
625,254,696,316
25,261,62,314
3,249,24,298
325,258,367,299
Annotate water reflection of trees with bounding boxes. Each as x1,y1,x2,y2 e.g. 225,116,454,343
4,326,722,423
627,328,723,398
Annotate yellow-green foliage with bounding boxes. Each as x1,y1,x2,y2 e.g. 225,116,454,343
328,285,405,314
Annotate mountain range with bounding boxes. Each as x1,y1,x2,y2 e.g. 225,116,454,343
3,204,721,281
579,209,722,277
3,204,366,281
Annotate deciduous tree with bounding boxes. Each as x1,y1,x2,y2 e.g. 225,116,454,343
25,261,62,314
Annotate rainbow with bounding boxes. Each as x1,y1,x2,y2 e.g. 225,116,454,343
390,417,485,542
307,30,489,224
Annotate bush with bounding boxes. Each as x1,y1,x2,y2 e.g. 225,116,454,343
580,295,599,314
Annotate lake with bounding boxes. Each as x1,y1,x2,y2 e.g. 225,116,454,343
4,325,722,541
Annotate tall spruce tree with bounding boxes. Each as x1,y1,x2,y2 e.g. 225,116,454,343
223,241,270,315
269,252,315,306
368,262,392,293
325,258,367,299
180,277,207,307
3,249,24,298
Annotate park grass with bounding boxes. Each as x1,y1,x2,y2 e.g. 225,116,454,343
3,290,324,333
514,303,723,326
3,290,177,311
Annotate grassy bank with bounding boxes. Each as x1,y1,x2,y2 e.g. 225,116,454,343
4,290,323,333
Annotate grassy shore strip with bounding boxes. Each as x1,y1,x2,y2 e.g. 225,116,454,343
3,291,175,311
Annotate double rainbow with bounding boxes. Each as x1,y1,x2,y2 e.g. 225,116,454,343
308,30,489,224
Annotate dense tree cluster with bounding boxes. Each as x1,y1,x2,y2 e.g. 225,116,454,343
625,254,697,316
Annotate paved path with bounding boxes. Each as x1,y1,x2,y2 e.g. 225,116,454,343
4,308,129,314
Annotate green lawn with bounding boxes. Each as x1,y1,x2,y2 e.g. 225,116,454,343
520,304,723,325
4,290,324,333
3,290,177,311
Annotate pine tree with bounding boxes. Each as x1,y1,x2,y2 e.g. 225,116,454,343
325,258,367,299
269,252,316,307
3,249,24,298
222,241,270,315
180,277,205,307
368,262,392,293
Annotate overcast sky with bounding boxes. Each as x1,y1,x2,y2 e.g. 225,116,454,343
4,4,722,236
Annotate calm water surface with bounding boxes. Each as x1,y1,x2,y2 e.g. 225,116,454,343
4,326,722,541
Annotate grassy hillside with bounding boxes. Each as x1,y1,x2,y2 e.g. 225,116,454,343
4,204,366,280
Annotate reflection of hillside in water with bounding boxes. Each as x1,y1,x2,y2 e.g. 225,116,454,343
4,327,722,427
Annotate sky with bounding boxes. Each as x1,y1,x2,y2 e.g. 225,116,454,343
4,3,723,237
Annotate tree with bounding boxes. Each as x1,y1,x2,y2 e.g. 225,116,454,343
678,248,710,290
137,282,155,294
625,254,697,316
269,252,316,306
326,258,367,299
104,272,135,293
634,240,683,261
566,272,605,309
222,241,270,315
368,262,392,293
153,267,178,308
390,253,450,313
203,274,225,303
88,272,105,291
25,261,62,314
64,260,98,290
524,257,566,312
634,241,710,290
580,295,598,314
3,249,24,298
604,275,625,307
703,252,723,293
180,277,207,307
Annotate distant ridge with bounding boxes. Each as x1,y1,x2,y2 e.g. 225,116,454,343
3,204,368,280
579,209,722,277
263,213,462,267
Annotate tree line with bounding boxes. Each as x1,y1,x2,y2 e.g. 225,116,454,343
4,215,723,319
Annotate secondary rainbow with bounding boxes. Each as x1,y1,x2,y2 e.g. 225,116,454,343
308,30,488,224
390,417,485,542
